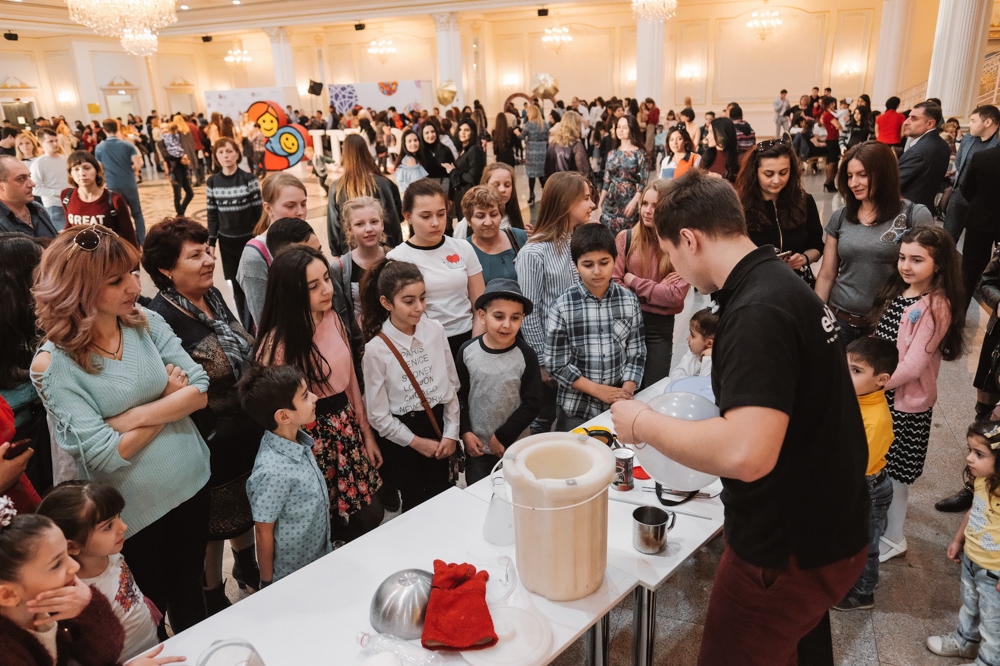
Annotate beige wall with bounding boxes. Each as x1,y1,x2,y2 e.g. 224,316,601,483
1,0,945,134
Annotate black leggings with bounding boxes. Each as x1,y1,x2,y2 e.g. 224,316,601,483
121,484,209,634
171,163,195,215
528,177,547,197
377,404,450,512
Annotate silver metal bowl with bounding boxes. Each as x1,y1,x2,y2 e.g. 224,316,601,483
369,569,434,640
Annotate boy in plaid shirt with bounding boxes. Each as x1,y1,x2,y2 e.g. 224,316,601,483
545,224,646,431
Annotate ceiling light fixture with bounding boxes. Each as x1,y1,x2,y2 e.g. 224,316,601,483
367,38,396,63
746,0,782,41
541,25,572,54
631,0,677,22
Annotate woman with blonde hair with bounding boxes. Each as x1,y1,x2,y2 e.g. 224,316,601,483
55,120,79,155
544,110,590,179
171,113,201,183
612,179,689,386
14,130,41,165
515,171,595,432
523,104,549,204
327,133,402,254
30,225,212,634
158,121,195,215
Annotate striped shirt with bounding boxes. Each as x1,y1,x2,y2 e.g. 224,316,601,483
205,168,263,241
545,281,646,419
515,235,578,359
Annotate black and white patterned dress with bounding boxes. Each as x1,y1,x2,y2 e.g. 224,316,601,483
875,294,933,484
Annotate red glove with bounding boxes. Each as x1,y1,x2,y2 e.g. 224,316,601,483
421,560,498,651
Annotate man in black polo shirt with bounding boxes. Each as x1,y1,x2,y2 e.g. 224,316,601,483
0,155,58,238
612,170,869,665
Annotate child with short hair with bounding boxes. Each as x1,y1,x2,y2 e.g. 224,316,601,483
238,364,332,587
545,223,645,431
668,307,719,380
926,422,1000,662
834,336,898,611
360,259,461,512
37,481,159,660
0,496,183,665
456,279,542,485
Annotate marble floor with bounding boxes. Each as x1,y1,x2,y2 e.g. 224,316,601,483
133,159,983,665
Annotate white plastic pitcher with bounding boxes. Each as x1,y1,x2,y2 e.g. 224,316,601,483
502,433,616,601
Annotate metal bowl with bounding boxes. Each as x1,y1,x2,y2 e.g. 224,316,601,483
369,569,434,640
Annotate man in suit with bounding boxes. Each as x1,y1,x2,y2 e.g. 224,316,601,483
897,102,950,212
944,105,1000,243
960,144,1000,311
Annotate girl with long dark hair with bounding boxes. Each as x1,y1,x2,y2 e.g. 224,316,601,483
449,118,487,220
255,246,384,542
492,112,518,167
599,114,648,234
701,117,740,182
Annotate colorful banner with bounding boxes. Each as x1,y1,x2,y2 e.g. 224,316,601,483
245,100,309,171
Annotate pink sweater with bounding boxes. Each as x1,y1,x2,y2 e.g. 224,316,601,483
884,293,950,413
612,230,689,315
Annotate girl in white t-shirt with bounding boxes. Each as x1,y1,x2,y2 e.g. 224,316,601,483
37,482,159,662
386,178,486,360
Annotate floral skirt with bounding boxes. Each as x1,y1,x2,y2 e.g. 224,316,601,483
305,392,382,522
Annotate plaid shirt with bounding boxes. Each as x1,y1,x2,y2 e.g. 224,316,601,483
545,281,646,419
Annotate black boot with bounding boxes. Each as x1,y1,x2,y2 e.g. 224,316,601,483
204,583,232,615
975,401,996,421
936,488,974,513
231,546,260,591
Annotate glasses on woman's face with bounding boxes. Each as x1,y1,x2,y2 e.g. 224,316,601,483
72,225,117,252
756,137,791,152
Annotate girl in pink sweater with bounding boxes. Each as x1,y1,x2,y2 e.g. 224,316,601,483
867,226,965,561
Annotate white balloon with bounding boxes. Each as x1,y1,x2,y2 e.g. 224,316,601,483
632,392,720,491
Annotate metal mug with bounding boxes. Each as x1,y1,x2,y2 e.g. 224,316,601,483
632,505,676,554
613,448,635,491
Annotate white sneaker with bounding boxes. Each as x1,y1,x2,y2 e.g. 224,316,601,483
926,634,978,658
879,536,907,563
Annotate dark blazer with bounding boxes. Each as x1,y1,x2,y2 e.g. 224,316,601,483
961,145,1000,238
897,130,950,211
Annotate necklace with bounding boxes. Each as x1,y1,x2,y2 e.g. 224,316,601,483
92,321,123,359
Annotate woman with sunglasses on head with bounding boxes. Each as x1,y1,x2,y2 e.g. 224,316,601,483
735,138,823,286
31,226,212,635
814,141,933,343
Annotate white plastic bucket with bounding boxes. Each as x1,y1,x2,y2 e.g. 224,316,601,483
501,433,616,601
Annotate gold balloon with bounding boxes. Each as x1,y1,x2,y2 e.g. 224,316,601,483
531,73,559,101
436,80,457,106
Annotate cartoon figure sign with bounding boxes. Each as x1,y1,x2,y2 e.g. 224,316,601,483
246,100,310,171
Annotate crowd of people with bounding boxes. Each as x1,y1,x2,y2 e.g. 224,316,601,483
0,81,999,665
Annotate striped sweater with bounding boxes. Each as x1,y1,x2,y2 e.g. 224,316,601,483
205,168,263,242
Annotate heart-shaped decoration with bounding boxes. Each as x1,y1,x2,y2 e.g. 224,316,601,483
445,254,460,263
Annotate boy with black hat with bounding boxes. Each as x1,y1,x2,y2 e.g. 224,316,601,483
456,278,542,485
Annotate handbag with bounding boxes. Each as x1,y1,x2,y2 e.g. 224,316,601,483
376,333,465,482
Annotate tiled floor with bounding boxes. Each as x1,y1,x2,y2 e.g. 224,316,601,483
135,160,984,664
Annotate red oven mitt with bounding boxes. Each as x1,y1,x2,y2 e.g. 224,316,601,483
421,560,498,651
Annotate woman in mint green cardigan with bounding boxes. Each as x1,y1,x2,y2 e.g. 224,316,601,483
31,226,212,634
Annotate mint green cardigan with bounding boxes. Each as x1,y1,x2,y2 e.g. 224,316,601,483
32,308,211,537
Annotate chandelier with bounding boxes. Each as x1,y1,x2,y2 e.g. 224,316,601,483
631,0,678,22
224,48,252,65
368,39,396,63
746,1,782,41
65,0,176,54
541,25,572,54
121,28,157,56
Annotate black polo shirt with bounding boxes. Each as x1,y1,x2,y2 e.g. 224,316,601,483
711,245,869,569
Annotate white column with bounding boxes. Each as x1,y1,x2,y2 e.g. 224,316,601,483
926,0,993,119
871,0,913,109
433,12,464,108
635,18,665,104
265,27,296,89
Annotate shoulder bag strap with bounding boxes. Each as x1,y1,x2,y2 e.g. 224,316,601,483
503,227,521,254
106,189,117,217
376,331,443,439
625,227,633,258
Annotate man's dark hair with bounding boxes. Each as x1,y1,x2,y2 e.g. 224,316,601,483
885,96,901,111
705,111,716,119
1,128,18,140
925,97,942,107
824,87,832,94
913,101,943,129
654,170,747,244
728,103,744,120
570,223,617,264
266,217,315,256
101,118,119,135
36,128,56,141
972,105,1000,126
237,364,306,431
680,108,695,122
846,337,898,378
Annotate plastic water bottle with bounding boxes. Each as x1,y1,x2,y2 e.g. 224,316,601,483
356,632,443,666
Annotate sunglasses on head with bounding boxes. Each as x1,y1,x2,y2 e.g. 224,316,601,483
756,137,792,151
71,224,118,252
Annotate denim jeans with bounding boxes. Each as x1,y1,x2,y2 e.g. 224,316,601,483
465,452,501,487
114,185,146,244
45,205,66,230
954,552,1000,666
852,470,893,595
555,406,588,432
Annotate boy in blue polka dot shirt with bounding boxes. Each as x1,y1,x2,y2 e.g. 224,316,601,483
239,365,332,586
